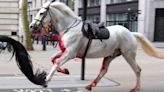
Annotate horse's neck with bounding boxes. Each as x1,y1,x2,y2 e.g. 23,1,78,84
60,17,75,29
49,6,80,33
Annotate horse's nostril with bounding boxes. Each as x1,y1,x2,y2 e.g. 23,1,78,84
30,25,32,28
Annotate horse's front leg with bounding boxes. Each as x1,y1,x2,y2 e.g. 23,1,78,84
86,56,113,91
51,51,69,75
46,50,73,83
51,51,62,64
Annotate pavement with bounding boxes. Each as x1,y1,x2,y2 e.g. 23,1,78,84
0,42,164,92
0,75,118,92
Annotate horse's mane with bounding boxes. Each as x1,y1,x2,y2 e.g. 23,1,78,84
50,2,81,20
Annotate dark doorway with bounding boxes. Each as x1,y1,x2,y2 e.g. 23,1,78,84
154,8,164,42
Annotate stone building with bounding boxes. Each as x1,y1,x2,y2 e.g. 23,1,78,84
138,0,164,43
0,0,19,39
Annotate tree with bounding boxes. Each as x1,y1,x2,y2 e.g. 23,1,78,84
21,0,33,50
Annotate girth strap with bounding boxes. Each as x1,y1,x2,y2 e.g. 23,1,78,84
83,38,92,58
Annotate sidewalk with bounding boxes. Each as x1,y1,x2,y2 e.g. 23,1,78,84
0,43,164,92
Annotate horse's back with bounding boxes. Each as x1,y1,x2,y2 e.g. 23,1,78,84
80,25,138,58
107,25,138,53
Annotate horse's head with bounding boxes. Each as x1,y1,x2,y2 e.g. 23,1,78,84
30,1,82,33
30,1,51,31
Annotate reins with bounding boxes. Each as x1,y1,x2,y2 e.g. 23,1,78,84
64,19,82,34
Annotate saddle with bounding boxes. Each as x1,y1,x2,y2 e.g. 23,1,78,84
82,20,110,40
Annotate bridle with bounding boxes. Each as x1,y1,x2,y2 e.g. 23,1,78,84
33,6,82,35
33,7,50,29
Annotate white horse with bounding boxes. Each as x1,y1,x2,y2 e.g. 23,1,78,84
30,1,164,92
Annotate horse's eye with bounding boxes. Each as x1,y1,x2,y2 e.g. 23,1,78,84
40,13,44,15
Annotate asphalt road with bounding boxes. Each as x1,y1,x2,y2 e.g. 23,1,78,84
0,88,81,92
0,74,118,92
1,88,83,92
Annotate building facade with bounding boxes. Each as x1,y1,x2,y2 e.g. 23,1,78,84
28,0,138,32
138,0,164,42
77,0,164,43
0,0,19,39
78,0,138,32
28,0,164,43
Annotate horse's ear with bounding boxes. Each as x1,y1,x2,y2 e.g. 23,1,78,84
43,1,51,9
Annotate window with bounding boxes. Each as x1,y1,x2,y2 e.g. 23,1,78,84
30,15,33,23
106,13,138,32
106,0,137,4
34,0,37,7
44,0,48,3
127,0,136,1
87,15,100,23
60,0,74,9
78,1,82,8
41,0,43,7
79,0,100,8
11,32,17,36
60,0,67,4
88,0,100,7
28,2,32,9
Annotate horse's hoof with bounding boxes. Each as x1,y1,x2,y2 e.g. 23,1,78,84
42,82,48,88
42,84,48,88
57,68,70,75
85,86,92,91
130,88,140,92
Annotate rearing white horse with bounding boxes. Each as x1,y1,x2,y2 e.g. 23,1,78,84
30,1,164,92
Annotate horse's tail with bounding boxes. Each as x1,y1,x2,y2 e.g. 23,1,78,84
133,32,164,59
0,35,47,86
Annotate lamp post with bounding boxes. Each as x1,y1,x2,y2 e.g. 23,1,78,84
81,0,87,80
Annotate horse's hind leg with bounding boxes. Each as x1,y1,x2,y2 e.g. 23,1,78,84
86,56,114,90
122,52,141,92
86,49,121,90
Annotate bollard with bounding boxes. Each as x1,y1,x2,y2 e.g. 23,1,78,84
36,37,39,44
42,37,46,51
